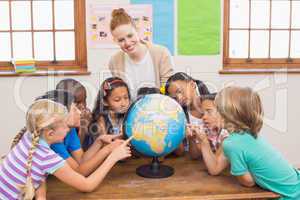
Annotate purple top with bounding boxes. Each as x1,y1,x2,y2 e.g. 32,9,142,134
0,132,65,200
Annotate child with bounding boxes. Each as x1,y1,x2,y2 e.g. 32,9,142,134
137,86,160,99
191,86,300,199
165,72,210,156
186,93,229,160
36,90,122,177
0,99,132,200
56,78,92,144
84,77,131,149
165,72,209,121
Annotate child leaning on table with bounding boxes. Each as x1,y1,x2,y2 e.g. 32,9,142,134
0,99,132,200
189,86,300,200
186,93,228,160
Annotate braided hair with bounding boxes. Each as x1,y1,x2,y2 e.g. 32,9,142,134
11,90,74,150
18,99,68,199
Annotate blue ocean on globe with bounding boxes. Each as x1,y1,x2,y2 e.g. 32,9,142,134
124,94,186,157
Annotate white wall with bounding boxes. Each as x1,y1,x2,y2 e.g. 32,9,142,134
1,0,299,166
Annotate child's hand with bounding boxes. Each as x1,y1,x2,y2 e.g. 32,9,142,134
109,136,133,162
186,123,196,139
98,134,122,144
35,197,47,200
188,124,209,144
79,106,92,123
104,139,124,153
78,106,92,138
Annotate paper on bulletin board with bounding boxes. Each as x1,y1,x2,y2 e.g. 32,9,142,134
178,0,220,55
87,4,153,48
131,0,175,55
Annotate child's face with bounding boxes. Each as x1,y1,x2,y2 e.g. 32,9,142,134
106,86,130,114
66,103,81,128
45,120,70,143
202,99,223,131
167,80,196,107
112,24,139,55
74,88,87,109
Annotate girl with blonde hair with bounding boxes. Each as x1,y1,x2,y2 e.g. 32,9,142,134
190,86,300,199
0,99,132,200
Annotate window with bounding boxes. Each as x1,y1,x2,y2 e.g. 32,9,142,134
0,0,87,73
223,0,300,70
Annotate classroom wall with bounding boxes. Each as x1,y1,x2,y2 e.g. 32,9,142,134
1,0,299,166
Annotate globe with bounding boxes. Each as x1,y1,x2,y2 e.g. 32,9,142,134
124,94,186,158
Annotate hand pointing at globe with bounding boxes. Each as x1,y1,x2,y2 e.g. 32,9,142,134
109,136,133,162
97,134,123,144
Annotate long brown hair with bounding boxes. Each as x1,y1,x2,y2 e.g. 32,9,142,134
215,86,263,138
110,8,135,32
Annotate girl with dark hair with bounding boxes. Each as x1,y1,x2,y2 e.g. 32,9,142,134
165,72,210,157
136,86,160,99
186,93,229,160
55,79,92,145
36,89,74,109
84,77,131,149
56,78,88,109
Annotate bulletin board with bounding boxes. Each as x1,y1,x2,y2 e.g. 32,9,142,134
131,0,175,55
87,4,153,48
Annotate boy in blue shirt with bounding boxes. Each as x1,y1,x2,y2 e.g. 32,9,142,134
51,127,81,159
37,90,122,176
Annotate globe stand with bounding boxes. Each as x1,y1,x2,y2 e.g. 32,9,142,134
136,157,174,178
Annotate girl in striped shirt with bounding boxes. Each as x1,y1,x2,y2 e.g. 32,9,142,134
0,99,132,200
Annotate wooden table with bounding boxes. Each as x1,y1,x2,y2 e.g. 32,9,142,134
47,156,280,200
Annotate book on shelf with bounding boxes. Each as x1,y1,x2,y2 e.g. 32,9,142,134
12,59,36,73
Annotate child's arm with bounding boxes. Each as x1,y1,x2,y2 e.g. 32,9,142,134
79,138,103,162
188,139,202,160
80,117,120,162
53,137,132,192
77,105,92,145
190,125,229,175
236,172,256,187
186,125,202,159
82,134,122,162
72,117,107,163
34,181,47,200
67,140,123,176
200,142,229,175
78,112,92,145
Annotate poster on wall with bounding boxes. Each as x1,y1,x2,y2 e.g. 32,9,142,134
87,4,153,48
131,0,175,55
178,0,220,55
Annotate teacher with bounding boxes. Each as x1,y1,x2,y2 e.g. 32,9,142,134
108,8,174,98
